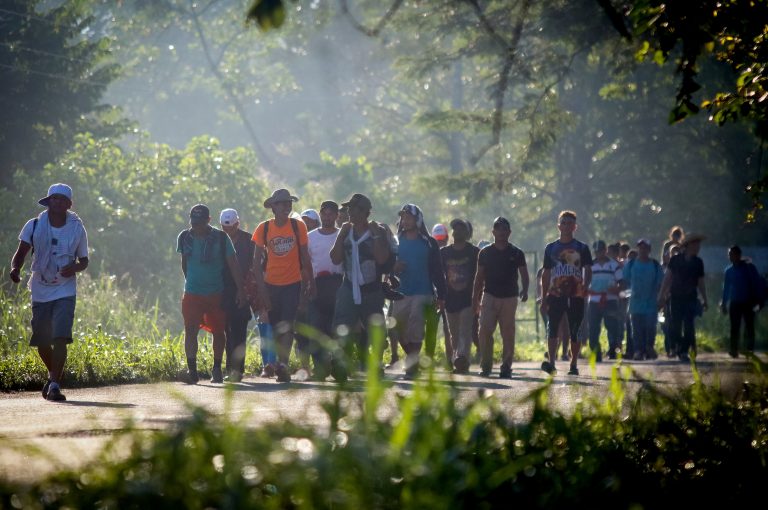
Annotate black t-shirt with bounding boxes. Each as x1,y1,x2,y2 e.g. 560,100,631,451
478,243,527,298
668,253,704,299
440,243,479,312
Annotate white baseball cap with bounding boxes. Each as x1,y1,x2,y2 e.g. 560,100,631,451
301,209,320,223
38,183,73,206
219,208,239,226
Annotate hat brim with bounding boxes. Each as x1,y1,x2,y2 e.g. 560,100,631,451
38,194,72,207
682,235,706,245
264,195,298,208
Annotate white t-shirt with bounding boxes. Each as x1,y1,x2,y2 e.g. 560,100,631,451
589,259,623,303
308,228,342,277
19,218,89,303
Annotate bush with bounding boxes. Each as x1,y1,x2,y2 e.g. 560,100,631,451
1,361,767,508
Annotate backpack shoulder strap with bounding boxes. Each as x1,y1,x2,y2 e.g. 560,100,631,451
30,218,38,254
290,218,303,269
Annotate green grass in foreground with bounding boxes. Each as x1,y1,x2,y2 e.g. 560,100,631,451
1,353,767,508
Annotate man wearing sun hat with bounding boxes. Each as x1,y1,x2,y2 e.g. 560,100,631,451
9,183,89,402
251,188,315,383
657,232,708,362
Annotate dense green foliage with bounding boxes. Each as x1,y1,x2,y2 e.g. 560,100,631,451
0,0,128,186
2,358,768,507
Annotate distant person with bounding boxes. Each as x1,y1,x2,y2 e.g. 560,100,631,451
657,233,708,362
720,245,761,357
330,193,392,375
336,205,350,228
219,208,256,382
540,211,592,376
306,200,344,380
294,208,322,376
252,189,315,383
440,219,479,374
425,222,451,364
661,243,681,357
9,183,89,401
586,240,623,361
178,204,246,384
301,209,320,232
472,217,528,378
390,204,447,379
623,239,664,360
661,226,685,267
431,223,449,248
536,266,570,361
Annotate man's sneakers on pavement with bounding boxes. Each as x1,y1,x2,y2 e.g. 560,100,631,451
541,360,556,375
275,363,291,383
499,365,513,379
210,365,224,384
453,356,470,375
186,368,199,385
567,366,579,376
42,379,51,400
46,382,66,402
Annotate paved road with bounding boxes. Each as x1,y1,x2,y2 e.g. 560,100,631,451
0,353,762,483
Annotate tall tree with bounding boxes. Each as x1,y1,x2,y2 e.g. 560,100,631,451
0,0,126,184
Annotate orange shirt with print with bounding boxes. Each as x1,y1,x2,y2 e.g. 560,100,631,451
252,219,308,286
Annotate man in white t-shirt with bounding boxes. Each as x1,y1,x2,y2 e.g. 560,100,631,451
587,240,624,361
9,183,89,402
306,200,344,380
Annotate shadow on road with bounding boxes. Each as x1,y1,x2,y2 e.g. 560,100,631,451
61,401,136,408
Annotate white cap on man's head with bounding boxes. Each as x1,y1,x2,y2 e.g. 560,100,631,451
301,209,320,223
38,183,73,206
219,208,239,226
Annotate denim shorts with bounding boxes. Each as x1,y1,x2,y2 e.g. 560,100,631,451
30,296,76,346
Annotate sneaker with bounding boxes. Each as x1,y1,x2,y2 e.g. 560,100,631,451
499,366,512,379
479,368,492,377
678,353,690,363
224,371,242,383
42,379,51,400
275,363,291,383
46,383,66,402
567,366,579,376
728,350,738,358
260,364,275,378
210,366,224,384
646,349,658,360
540,361,556,375
453,356,470,374
186,369,199,385
633,352,645,361
330,358,348,383
560,354,570,362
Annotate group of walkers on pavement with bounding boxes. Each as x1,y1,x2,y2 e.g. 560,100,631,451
9,184,768,400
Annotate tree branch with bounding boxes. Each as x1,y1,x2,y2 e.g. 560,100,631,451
188,0,277,172
339,0,404,37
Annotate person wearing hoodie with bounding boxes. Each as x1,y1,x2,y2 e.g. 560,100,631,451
389,204,448,379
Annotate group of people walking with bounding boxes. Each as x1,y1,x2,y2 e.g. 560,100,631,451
9,184,766,401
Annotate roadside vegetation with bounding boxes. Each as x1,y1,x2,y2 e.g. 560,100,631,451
1,350,767,508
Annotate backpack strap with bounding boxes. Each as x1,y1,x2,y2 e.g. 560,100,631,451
30,218,38,254
290,218,303,270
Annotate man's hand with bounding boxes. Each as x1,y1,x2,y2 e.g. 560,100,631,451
520,292,528,303
339,222,353,237
59,262,80,278
435,299,445,313
9,267,21,284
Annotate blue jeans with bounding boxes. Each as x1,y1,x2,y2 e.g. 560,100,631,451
630,313,657,355
669,296,698,357
588,300,621,356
